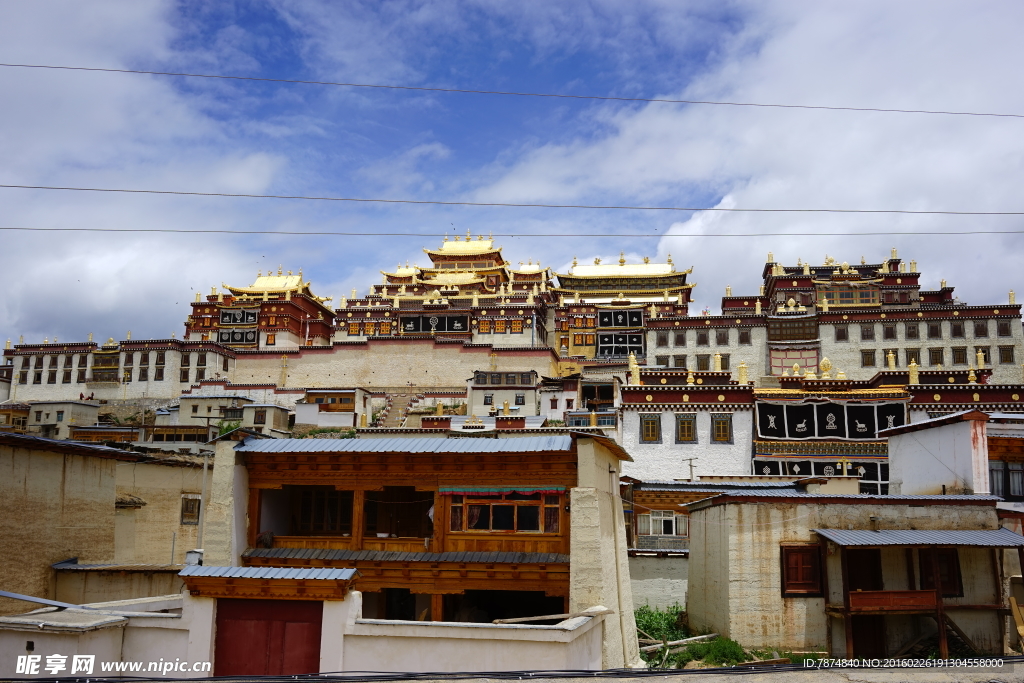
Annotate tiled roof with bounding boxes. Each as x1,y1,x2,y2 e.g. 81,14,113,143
179,565,358,580
814,527,1024,547
235,434,573,453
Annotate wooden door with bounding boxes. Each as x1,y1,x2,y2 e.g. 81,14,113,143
214,599,323,676
846,548,885,656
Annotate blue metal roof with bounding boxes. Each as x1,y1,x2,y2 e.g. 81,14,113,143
813,527,1024,547
235,434,573,454
178,565,358,580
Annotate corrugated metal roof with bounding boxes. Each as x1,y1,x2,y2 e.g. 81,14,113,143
52,561,181,572
813,527,1024,547
637,480,799,489
642,485,801,494
235,434,573,454
178,565,358,580
693,491,1000,500
243,548,570,565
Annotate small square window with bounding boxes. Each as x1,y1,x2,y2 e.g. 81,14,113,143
655,355,669,366
521,373,533,385
834,325,849,342
883,324,897,340
999,346,1015,364
715,330,728,345
974,321,989,338
998,321,1012,337
515,393,525,405
719,353,730,371
861,350,876,367
673,355,687,368
951,322,964,338
490,373,502,384
696,354,710,371
905,348,921,366
738,329,751,345
952,347,967,365
656,332,669,347
928,348,944,366
640,414,662,443
483,394,493,405
674,332,686,345
675,414,696,444
905,323,920,340
781,546,822,596
711,413,732,443
696,331,709,346
860,325,875,341
927,323,942,339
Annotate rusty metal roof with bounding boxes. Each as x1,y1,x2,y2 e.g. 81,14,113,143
235,434,573,454
813,527,1024,547
243,547,570,564
179,565,358,580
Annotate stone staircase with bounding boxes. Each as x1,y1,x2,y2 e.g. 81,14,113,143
381,393,415,428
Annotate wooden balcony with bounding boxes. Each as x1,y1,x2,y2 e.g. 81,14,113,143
849,589,938,612
271,534,565,554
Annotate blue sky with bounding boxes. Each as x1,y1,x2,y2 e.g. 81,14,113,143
2,1,1024,344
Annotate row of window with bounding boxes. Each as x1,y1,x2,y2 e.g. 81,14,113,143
482,394,526,405
652,353,731,370
781,546,961,597
640,413,733,444
654,330,753,347
858,345,1014,367
474,372,536,386
637,510,688,537
20,367,215,385
836,320,1014,342
990,460,1024,500
20,351,170,370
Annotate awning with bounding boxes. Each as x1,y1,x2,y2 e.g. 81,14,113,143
813,527,1024,547
439,485,566,496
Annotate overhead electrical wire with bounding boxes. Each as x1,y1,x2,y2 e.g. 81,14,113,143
2,226,1024,238
4,184,1024,218
1,62,1022,120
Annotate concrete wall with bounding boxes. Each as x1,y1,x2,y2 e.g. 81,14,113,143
629,555,688,610
888,418,989,495
619,409,754,480
570,438,641,668
202,441,248,566
647,326,768,381
54,571,184,606
115,460,208,565
0,444,117,615
688,500,1001,652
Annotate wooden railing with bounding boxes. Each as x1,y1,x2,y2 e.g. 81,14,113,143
849,590,938,611
272,534,565,554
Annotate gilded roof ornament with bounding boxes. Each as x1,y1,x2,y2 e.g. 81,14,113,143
1010,290,1016,305
643,256,650,264
767,252,774,262
619,252,626,266
891,247,898,259
594,257,601,265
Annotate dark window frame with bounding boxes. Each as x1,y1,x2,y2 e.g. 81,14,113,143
710,413,733,444
675,413,697,444
640,413,662,444
781,545,823,597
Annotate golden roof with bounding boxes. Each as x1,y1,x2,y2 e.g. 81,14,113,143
228,274,304,294
424,235,500,256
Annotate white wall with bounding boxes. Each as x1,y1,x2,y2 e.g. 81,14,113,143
888,418,988,495
629,556,687,610
620,409,753,480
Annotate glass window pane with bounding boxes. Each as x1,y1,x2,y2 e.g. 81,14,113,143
450,506,463,531
544,506,560,533
517,506,540,531
468,505,490,529
492,505,515,530
638,514,650,536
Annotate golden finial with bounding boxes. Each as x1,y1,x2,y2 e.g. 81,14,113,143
278,265,283,275
287,270,293,275
977,348,986,369
909,260,917,272
891,247,898,259
899,261,906,273
43,337,49,344
861,256,866,265
351,288,357,299
1010,290,1016,305
968,367,977,384
819,357,832,378
666,253,673,265
171,331,176,339
907,360,918,384
572,255,578,267
619,252,626,266
258,270,262,276
737,361,748,385
803,261,811,275
755,300,762,315
887,350,896,370
53,336,57,343
767,252,774,262
194,291,200,303
466,228,471,240
126,331,131,341
594,257,601,265
941,279,947,288
725,285,732,296
107,337,115,345
454,233,461,241
787,297,796,310
686,370,695,385
804,368,817,380
210,286,216,295
713,353,722,372
792,363,800,376
87,332,92,342
836,368,847,380
643,256,650,264
443,233,448,242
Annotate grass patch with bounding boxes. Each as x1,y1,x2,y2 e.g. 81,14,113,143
635,604,688,644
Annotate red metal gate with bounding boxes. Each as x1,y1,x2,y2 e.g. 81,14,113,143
214,599,323,675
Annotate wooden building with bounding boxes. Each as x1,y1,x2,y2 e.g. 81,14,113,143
203,432,637,634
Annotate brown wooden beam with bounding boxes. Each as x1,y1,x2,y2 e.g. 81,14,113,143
931,547,948,659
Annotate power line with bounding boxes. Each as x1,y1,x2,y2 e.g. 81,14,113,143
2,226,1023,238
1,62,1022,120
5,184,1024,216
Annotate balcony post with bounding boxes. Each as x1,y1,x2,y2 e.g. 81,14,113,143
840,545,853,656
930,547,948,658
351,489,365,550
